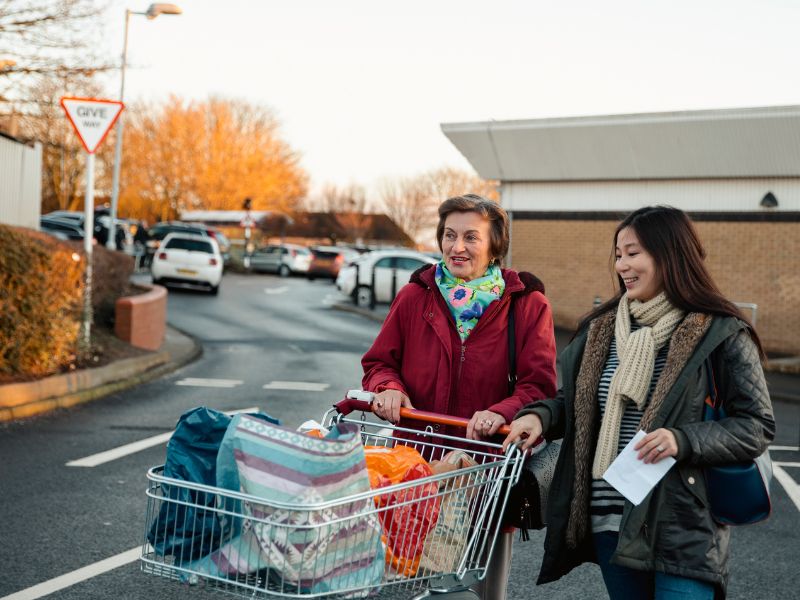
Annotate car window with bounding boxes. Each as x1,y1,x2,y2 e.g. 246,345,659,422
395,257,427,271
374,257,394,268
295,247,310,255
164,238,213,253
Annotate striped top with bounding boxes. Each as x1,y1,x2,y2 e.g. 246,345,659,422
590,327,669,533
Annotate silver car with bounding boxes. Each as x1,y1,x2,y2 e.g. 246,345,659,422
249,243,311,277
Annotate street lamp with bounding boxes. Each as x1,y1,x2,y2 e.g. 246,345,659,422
107,3,182,250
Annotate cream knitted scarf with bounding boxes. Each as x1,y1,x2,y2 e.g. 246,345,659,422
591,292,685,479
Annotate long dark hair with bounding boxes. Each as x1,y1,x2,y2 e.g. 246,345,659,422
578,205,764,357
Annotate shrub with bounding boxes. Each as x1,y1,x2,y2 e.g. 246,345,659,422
77,241,135,326
0,225,84,380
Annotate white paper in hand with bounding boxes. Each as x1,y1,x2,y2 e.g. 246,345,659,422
603,430,676,505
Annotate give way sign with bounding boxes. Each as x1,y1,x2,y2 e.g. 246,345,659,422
60,97,124,154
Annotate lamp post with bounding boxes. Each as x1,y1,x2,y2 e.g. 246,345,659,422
107,3,181,250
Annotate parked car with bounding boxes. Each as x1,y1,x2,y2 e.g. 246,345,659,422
306,246,361,281
42,211,131,250
146,222,210,264
151,233,223,294
249,243,311,277
40,216,86,241
336,249,437,307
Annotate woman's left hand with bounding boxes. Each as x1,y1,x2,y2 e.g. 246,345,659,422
635,428,678,464
467,410,506,440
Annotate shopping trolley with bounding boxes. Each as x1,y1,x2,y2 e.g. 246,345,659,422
141,391,526,599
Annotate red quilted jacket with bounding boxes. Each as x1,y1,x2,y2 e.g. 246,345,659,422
361,265,558,438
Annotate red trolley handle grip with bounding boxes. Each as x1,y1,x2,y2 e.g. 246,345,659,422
334,397,512,436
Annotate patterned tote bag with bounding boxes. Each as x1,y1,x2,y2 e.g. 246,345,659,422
231,416,384,594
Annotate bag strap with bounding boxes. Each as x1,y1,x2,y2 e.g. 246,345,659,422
704,357,719,411
508,298,517,395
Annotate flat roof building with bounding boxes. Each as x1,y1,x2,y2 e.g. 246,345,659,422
443,105,800,354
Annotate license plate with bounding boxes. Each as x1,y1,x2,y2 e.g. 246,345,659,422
177,268,198,275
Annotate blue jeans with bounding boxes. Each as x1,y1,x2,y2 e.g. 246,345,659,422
592,531,715,600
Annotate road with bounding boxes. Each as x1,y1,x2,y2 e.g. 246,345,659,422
0,273,798,599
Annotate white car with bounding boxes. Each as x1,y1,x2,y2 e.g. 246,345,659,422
336,249,438,307
151,233,223,294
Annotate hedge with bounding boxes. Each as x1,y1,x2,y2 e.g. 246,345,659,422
0,225,134,380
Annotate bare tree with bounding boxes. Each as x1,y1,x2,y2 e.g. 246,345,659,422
18,74,109,212
379,167,499,243
0,0,110,110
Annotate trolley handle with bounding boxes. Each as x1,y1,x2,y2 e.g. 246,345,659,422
335,390,512,436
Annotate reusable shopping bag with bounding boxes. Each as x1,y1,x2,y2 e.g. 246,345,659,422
147,406,279,561
220,416,383,594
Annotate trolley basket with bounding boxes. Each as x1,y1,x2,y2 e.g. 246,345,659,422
141,392,525,599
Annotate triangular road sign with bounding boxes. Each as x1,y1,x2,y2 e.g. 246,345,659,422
60,97,124,154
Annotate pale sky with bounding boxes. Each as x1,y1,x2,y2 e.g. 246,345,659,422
102,0,800,193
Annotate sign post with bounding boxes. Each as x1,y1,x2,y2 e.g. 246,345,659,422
241,197,254,269
60,97,124,348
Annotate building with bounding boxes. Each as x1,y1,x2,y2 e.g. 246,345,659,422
442,105,800,354
0,131,42,228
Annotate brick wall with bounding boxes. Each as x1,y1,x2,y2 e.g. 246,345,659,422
511,219,800,355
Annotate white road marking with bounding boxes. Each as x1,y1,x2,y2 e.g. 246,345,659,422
288,344,303,353
175,377,243,388
66,407,258,467
775,461,800,468
0,545,141,600
773,464,800,512
263,381,330,392
264,286,288,295
770,445,800,452
321,293,342,306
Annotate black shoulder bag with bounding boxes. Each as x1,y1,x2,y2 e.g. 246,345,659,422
501,299,562,538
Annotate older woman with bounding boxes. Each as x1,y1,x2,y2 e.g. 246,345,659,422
361,194,558,600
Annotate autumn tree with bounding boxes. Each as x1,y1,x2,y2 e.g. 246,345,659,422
119,96,308,223
379,166,498,243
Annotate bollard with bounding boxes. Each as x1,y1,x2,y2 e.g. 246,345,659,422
370,268,376,310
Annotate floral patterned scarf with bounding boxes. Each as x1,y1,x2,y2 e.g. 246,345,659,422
435,262,505,340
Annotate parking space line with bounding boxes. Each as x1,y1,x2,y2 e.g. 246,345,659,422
0,545,140,600
175,377,243,388
263,381,330,392
264,286,288,295
773,464,800,512
770,445,800,452
66,407,258,467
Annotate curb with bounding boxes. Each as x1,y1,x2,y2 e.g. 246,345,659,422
0,325,202,422
331,302,388,323
765,358,800,375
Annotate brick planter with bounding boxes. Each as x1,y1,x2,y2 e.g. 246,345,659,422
115,284,167,351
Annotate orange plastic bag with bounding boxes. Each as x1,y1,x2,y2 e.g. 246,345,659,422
365,445,441,576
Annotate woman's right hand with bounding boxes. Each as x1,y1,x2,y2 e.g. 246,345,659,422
372,390,413,424
502,413,543,452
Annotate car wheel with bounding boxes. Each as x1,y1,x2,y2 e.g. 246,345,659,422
152,278,163,287
355,285,373,308
210,285,219,296
279,264,290,278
